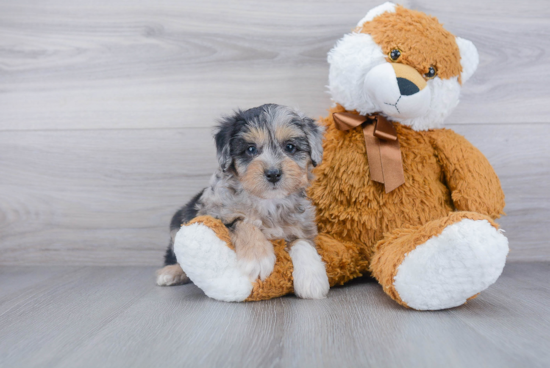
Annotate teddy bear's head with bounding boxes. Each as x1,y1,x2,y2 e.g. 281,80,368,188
328,2,479,131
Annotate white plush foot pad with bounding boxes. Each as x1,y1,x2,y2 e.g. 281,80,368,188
289,240,330,299
393,219,509,310
174,223,253,302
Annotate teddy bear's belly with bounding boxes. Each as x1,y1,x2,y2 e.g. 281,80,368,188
309,124,454,261
313,179,453,252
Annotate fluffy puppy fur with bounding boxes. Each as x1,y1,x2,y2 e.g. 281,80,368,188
156,104,329,298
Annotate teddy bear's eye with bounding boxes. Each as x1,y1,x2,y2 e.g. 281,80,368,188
389,48,401,61
424,66,438,79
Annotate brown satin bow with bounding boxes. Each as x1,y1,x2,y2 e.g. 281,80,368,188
333,112,405,193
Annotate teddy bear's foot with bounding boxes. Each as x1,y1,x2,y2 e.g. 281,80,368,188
393,218,508,310
174,221,253,302
371,212,509,310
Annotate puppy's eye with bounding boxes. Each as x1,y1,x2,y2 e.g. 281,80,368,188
285,143,296,154
246,146,257,156
424,66,437,79
389,48,401,61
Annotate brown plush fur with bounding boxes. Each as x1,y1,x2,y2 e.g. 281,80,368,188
430,129,506,217
358,5,463,82
246,239,294,301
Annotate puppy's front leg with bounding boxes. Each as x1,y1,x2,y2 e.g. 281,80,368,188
289,239,330,299
231,221,276,282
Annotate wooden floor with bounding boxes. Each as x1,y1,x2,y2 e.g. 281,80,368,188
1,262,548,368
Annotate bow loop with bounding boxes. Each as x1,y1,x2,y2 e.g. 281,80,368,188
333,112,405,193
373,116,398,141
332,112,367,131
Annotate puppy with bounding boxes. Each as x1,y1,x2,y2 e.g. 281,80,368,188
156,104,330,299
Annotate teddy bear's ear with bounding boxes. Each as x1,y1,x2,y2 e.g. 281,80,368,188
356,2,396,28
456,37,479,84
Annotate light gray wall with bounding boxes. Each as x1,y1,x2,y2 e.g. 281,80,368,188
1,0,548,265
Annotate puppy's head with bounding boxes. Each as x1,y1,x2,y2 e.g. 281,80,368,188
214,104,324,199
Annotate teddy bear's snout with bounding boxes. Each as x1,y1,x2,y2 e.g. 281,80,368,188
364,62,431,120
391,63,427,96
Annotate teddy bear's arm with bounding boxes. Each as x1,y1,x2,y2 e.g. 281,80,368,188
429,129,505,218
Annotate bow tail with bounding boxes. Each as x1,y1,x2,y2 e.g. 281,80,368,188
379,138,405,193
362,124,384,184
362,120,405,193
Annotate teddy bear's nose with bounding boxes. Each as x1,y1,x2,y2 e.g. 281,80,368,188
397,77,420,96
391,63,427,96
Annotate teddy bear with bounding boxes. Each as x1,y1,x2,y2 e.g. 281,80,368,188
173,2,509,310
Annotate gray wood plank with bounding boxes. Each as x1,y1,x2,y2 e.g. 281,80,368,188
0,128,217,266
0,266,77,304
1,124,548,265
0,0,549,131
0,266,156,368
0,263,548,368
450,262,550,368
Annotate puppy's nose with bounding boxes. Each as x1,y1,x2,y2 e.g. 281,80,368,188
265,169,282,183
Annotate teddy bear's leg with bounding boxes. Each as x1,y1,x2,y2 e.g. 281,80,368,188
315,234,371,287
370,212,509,310
174,216,253,301
174,216,368,301
174,216,298,302
247,234,368,301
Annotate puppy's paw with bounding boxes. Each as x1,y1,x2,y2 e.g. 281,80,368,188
232,222,276,282
238,249,276,282
156,264,190,286
289,240,330,299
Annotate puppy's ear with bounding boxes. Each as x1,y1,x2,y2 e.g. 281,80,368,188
301,117,325,167
214,114,238,172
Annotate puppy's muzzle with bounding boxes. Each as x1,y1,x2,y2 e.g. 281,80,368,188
265,168,282,183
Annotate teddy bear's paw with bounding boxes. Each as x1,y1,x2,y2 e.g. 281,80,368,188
173,223,253,302
289,240,330,299
393,219,509,310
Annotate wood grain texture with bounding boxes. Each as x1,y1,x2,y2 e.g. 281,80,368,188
0,0,549,131
0,124,548,265
0,0,549,265
0,263,548,368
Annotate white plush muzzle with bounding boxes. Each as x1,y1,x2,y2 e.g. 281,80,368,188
364,63,431,120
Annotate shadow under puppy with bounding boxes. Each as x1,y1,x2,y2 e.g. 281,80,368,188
156,104,330,299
